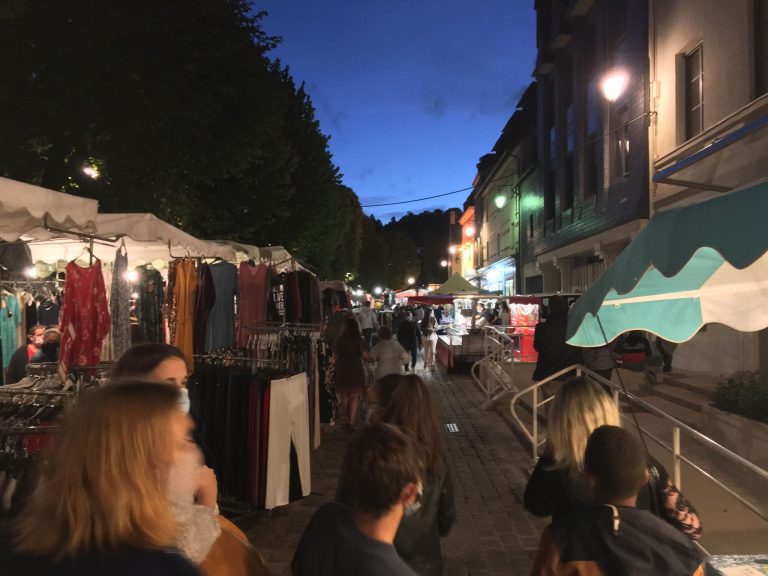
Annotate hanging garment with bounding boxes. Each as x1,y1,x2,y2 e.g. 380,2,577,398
37,300,60,326
193,263,216,355
173,259,198,371
237,263,270,346
265,373,311,510
0,294,21,369
205,261,238,352
136,265,165,343
110,246,132,359
166,259,179,345
59,260,111,371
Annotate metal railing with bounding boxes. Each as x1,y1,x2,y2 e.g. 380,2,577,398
508,365,768,524
470,326,519,409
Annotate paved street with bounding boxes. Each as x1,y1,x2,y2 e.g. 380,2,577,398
239,363,548,576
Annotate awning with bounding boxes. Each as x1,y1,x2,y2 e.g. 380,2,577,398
566,180,768,346
0,177,99,241
433,273,482,295
28,213,237,268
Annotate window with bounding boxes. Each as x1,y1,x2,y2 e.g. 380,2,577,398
612,105,630,181
685,45,704,139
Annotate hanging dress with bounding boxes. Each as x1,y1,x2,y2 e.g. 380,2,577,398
174,259,198,371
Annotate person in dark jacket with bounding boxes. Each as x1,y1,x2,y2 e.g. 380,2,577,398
339,374,456,576
396,312,421,372
294,423,424,576
532,296,582,381
531,426,704,576
524,377,702,541
5,325,44,384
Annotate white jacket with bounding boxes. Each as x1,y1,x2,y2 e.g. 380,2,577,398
370,338,410,381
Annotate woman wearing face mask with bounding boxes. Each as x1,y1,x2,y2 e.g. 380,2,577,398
112,344,267,575
6,325,45,384
6,381,201,575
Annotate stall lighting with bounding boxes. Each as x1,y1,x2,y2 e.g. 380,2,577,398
123,269,139,283
440,260,448,267
373,286,383,296
448,245,457,254
131,292,139,299
23,266,37,279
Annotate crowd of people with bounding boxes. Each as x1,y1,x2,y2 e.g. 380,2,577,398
0,294,703,576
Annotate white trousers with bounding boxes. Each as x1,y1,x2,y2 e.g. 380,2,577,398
265,373,312,509
422,336,437,366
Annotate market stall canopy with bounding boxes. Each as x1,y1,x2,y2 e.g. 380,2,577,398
566,180,768,347
319,280,348,292
0,177,98,241
28,212,237,268
432,273,489,296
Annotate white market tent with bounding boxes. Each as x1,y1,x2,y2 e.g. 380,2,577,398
28,213,239,270
0,177,99,242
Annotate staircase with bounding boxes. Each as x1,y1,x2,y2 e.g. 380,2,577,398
638,369,721,430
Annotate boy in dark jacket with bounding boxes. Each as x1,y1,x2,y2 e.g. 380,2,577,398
531,426,704,576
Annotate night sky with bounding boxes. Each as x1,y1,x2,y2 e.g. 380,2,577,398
256,1,537,221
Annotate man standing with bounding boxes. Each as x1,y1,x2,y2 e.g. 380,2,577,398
6,324,45,384
356,301,378,349
396,312,421,372
532,296,582,382
474,303,491,327
292,423,424,576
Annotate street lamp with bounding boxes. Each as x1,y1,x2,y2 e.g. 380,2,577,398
601,69,628,103
373,286,382,296
407,276,416,285
448,245,457,254
440,260,448,267
465,225,475,237
494,194,507,209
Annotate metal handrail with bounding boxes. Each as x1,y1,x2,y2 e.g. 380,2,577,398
470,327,519,408
508,364,768,524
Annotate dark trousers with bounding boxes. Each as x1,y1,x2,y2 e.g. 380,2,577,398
403,344,418,370
362,328,374,349
657,341,673,371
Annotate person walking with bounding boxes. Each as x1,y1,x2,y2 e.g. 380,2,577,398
498,301,511,326
334,316,370,430
373,374,456,576
356,301,378,349
396,312,421,372
420,308,438,371
293,423,423,576
656,337,677,372
369,327,410,382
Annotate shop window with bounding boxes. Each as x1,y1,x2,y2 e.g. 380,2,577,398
685,45,704,139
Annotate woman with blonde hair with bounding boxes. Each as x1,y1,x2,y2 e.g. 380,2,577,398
523,376,702,540
8,381,200,575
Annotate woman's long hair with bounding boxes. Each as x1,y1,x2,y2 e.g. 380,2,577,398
340,316,363,343
379,374,443,475
420,308,435,333
16,382,181,559
547,377,620,472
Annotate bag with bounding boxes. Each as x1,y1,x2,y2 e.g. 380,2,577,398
646,464,662,517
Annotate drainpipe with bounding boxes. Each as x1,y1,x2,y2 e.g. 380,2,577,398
648,0,658,217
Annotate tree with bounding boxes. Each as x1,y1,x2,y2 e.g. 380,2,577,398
0,0,362,277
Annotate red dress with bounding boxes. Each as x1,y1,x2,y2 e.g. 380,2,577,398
59,260,111,371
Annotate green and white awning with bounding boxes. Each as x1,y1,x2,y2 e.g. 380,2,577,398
566,180,768,347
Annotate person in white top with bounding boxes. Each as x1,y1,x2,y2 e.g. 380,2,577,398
369,326,411,381
420,309,438,371
356,301,379,348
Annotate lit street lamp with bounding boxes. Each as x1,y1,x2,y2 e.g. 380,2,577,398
373,286,383,295
448,245,457,254
440,260,448,267
407,276,416,285
601,70,628,103
494,194,507,209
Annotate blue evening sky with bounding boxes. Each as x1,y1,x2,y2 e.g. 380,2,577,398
255,1,537,221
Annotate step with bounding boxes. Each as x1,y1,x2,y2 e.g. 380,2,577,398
656,372,719,399
635,395,702,429
649,384,711,412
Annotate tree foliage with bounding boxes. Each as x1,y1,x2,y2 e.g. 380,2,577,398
0,0,362,278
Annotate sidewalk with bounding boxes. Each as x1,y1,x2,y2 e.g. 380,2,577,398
239,364,548,576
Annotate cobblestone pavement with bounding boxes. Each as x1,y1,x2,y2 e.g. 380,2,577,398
239,364,548,576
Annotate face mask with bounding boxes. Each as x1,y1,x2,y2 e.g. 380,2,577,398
178,387,191,414
403,481,424,518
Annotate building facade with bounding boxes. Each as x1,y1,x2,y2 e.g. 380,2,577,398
524,0,650,294
650,0,768,372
